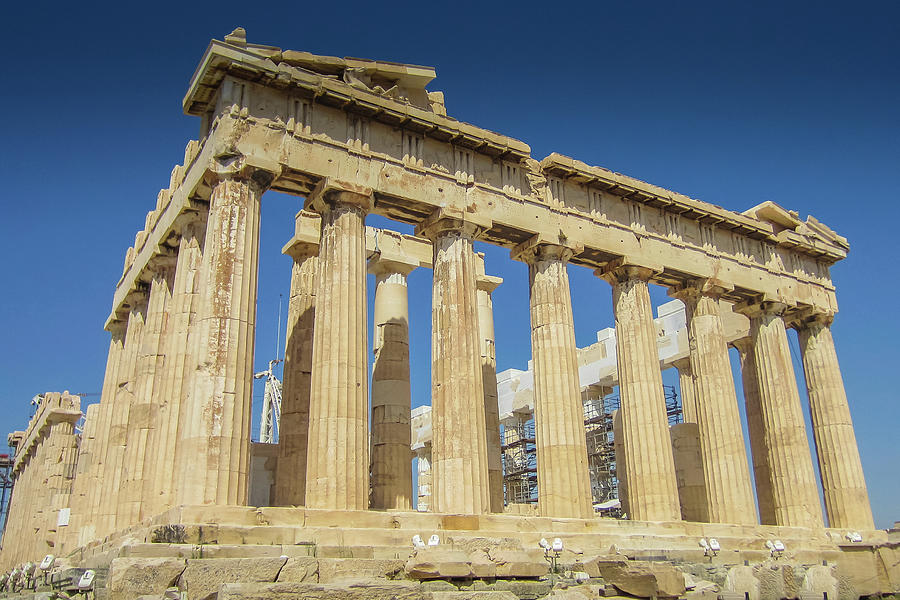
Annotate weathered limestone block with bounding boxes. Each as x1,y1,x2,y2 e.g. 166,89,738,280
107,558,187,600
317,558,405,582
594,559,686,598
275,557,318,583
834,549,887,598
683,574,720,600
876,545,900,593
178,557,288,600
405,548,474,579
217,581,426,600
486,548,548,578
724,566,760,600
431,593,518,600
801,565,838,600
752,563,799,600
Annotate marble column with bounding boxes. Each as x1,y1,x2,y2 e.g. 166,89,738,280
274,248,318,506
368,256,416,510
738,301,823,528
672,281,756,525
66,402,99,548
672,358,698,423
476,262,504,513
177,165,275,506
119,260,175,528
670,422,708,522
98,296,146,535
599,262,680,522
794,313,874,530
732,337,775,525
304,181,371,510
145,215,207,516
513,239,592,518
79,322,125,544
415,209,490,515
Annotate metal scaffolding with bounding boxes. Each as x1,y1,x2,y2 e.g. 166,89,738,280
501,385,681,514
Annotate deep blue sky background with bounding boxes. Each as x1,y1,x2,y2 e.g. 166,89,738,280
1,2,897,527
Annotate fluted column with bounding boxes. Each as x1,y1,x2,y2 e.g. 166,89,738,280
672,358,699,423
119,261,175,528
475,264,505,513
98,296,147,535
304,180,371,510
145,215,207,516
737,301,823,528
671,281,756,524
513,238,592,518
177,164,275,507
274,248,318,506
67,402,99,548
78,322,125,544
599,262,680,521
732,337,775,525
415,208,490,515
794,313,874,530
368,256,416,510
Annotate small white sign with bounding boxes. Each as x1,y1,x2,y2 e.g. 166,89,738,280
57,508,71,527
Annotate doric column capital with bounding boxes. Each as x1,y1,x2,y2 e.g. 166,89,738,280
595,257,662,285
414,206,491,241
146,250,178,275
510,233,582,264
306,177,372,214
730,336,754,355
733,296,789,319
668,277,733,304
207,153,282,190
476,274,503,294
282,210,322,261
367,255,418,278
785,307,835,330
172,204,208,238
671,356,692,372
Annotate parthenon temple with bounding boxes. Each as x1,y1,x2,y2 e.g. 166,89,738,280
1,29,897,600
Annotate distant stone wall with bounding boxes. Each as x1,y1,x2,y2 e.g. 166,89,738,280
0,392,81,569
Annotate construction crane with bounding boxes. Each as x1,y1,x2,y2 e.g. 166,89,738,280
255,359,283,444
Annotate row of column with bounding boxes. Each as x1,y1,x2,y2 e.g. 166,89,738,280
74,165,275,540
672,290,873,530
271,192,872,530
0,394,80,569
78,166,872,535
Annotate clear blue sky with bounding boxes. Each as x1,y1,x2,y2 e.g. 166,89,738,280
1,2,897,527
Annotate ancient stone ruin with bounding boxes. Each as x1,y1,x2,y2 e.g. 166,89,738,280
1,28,897,600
